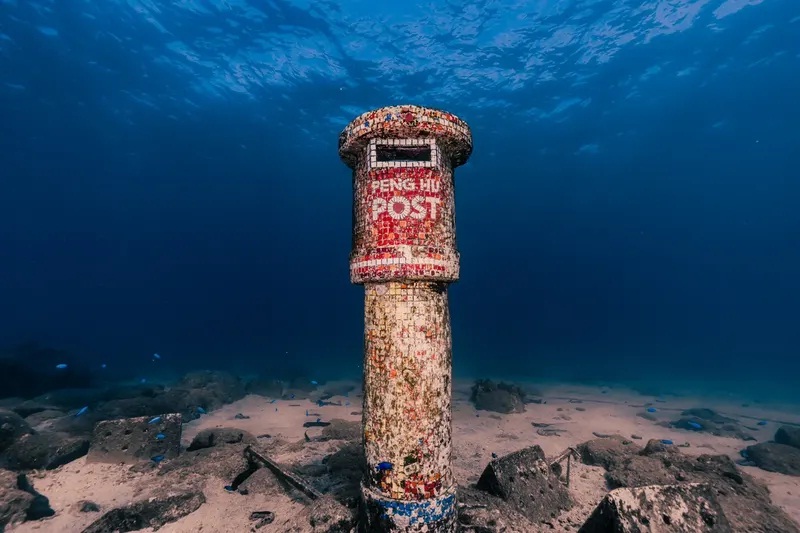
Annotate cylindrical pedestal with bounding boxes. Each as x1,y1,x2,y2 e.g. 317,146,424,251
361,282,453,530
339,105,472,532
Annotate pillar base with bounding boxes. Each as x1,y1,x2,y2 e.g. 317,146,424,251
359,484,457,532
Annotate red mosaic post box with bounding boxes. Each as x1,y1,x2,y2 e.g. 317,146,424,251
340,105,472,284
339,105,473,532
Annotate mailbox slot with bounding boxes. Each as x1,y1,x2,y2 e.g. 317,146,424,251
369,138,438,169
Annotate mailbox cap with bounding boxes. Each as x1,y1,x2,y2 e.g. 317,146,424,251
339,104,472,170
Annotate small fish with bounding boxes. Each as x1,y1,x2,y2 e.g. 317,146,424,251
305,410,309,416
646,407,657,413
345,401,350,406
316,418,321,423
155,433,165,440
740,449,750,459
140,378,147,383
660,439,674,445
151,454,165,463
148,416,162,424
376,461,393,471
757,420,767,426
100,363,107,369
223,485,235,492
269,399,276,404
196,407,206,414
289,394,295,399
687,421,702,430
55,363,68,369
75,406,89,417
491,452,498,459
310,380,318,385
153,353,161,360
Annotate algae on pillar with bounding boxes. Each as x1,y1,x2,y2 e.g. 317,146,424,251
338,105,473,531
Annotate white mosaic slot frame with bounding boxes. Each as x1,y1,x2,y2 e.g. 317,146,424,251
368,138,442,170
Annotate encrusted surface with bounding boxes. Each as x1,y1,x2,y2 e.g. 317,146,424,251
342,105,469,531
339,104,472,169
363,282,452,501
579,483,731,532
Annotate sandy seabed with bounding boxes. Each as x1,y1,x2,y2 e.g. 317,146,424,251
9,381,800,532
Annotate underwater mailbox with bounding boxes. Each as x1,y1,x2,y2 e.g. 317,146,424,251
339,105,472,532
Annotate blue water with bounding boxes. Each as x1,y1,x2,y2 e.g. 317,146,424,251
1,0,798,401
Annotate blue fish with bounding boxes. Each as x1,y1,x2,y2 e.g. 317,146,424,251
646,407,657,413
155,433,165,440
305,410,309,416
269,399,276,404
151,454,165,463
345,401,350,407
290,394,295,399
75,406,89,417
310,380,318,385
376,461,393,471
100,363,107,369
55,363,68,369
153,353,161,360
687,421,702,430
660,439,673,445
223,485,235,492
140,378,147,383
317,400,324,407
757,420,767,426
196,407,206,414
491,452,498,459
316,418,321,423
148,416,162,424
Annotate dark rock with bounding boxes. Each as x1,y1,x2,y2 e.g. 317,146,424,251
0,409,32,453
320,420,360,442
475,445,571,524
775,426,800,450
234,413,250,419
304,421,331,428
0,469,34,530
575,434,800,533
186,427,256,451
578,483,731,532
745,442,800,476
79,500,101,512
457,485,536,532
158,442,251,482
577,435,641,469
681,408,735,424
81,489,205,533
279,495,356,532
470,379,526,414
667,416,756,441
4,432,89,470
250,510,275,528
87,413,182,464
